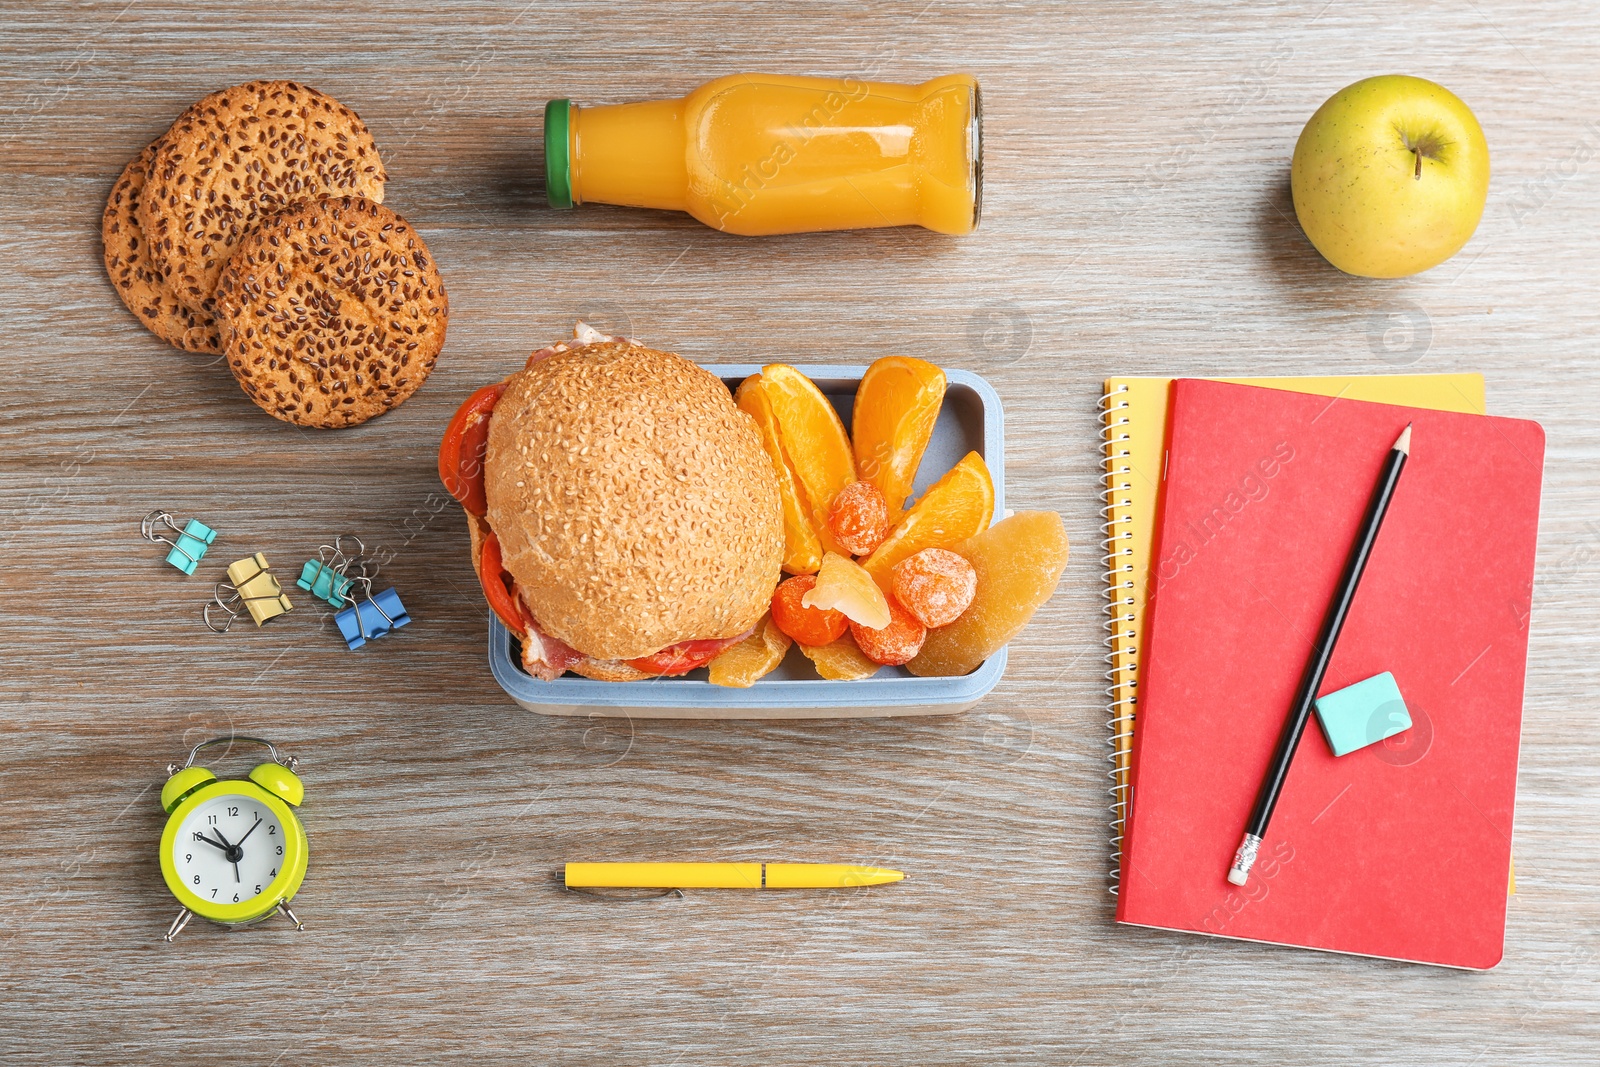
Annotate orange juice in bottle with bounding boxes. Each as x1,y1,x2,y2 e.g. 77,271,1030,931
544,73,982,236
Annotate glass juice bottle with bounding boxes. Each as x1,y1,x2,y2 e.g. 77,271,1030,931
543,73,982,236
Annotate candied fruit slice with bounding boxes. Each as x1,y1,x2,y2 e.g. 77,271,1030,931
771,574,849,647
853,356,946,521
760,364,856,557
708,614,793,688
736,375,823,574
863,451,995,589
828,481,890,556
892,547,978,628
800,633,882,680
850,599,927,666
803,551,891,629
908,511,1070,678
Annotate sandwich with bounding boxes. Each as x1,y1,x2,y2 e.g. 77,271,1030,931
438,326,784,680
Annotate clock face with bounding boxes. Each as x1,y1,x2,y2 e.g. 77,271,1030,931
171,793,288,908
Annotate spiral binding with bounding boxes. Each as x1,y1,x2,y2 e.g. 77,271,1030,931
1099,383,1138,895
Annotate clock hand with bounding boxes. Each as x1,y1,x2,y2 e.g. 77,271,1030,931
197,833,231,852
235,817,264,846
201,827,244,879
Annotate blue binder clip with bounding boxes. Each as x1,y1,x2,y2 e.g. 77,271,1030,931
335,579,410,650
142,510,217,575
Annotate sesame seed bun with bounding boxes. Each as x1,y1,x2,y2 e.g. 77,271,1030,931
483,341,784,661
568,658,654,683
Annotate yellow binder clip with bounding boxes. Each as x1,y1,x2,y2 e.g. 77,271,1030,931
205,553,293,632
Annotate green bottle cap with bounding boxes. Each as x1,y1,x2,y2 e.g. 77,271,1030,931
544,98,574,210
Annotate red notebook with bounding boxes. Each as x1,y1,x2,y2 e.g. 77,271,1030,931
1116,379,1544,969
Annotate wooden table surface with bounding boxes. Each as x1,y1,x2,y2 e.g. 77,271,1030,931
4,1,1599,1063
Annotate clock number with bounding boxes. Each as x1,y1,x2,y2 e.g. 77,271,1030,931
268,826,276,835
276,845,283,855
185,853,192,863
193,875,201,884
227,806,239,816
270,868,277,877
211,889,218,898
232,893,239,903
254,885,262,894
207,815,217,825
193,831,206,842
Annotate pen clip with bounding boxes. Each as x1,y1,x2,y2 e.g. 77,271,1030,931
564,886,685,902
551,871,684,902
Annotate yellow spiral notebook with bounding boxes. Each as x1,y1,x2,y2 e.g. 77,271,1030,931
1098,373,1487,894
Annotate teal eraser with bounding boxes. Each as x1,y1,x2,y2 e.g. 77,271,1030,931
1315,671,1412,757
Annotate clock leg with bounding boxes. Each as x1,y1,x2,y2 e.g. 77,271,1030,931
162,907,193,942
277,902,304,930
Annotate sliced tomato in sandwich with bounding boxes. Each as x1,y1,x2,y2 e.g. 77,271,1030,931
476,530,527,635
438,382,506,517
626,636,746,677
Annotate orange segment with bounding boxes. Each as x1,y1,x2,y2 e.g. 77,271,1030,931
907,511,1070,678
759,364,856,556
799,633,882,681
736,375,823,574
708,614,793,688
862,451,995,589
853,356,946,521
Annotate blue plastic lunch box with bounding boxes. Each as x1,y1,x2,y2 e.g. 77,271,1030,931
488,365,1007,719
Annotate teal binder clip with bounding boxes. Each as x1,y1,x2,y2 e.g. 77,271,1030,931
298,535,374,608
141,510,217,575
297,559,353,608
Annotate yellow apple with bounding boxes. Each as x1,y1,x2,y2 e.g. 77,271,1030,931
1291,75,1490,278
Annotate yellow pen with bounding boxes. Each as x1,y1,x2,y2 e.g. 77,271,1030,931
562,862,904,890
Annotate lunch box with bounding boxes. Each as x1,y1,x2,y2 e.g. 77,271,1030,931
488,365,1006,719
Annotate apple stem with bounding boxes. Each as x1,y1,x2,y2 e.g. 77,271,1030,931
1413,149,1422,180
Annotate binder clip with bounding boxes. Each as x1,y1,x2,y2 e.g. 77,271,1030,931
334,577,410,650
297,535,374,608
205,553,293,633
297,559,353,608
141,510,217,576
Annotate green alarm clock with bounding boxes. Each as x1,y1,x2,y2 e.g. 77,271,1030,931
158,736,309,941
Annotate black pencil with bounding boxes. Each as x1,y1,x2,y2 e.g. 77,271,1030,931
1227,423,1412,886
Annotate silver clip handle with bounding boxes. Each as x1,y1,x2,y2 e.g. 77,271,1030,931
168,735,297,777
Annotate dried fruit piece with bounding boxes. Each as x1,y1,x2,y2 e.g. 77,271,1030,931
800,633,882,680
771,574,849,646
803,551,890,629
708,614,793,688
828,481,890,556
862,451,995,588
853,356,946,520
850,599,927,666
736,375,822,574
908,511,1070,678
759,364,856,556
892,548,978,628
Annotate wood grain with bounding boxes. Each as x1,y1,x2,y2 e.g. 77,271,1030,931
3,1,1599,1063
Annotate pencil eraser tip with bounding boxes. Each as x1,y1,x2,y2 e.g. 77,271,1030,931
1226,868,1248,886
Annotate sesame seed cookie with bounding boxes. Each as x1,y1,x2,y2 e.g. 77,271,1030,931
101,141,222,353
214,195,447,429
140,80,386,317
